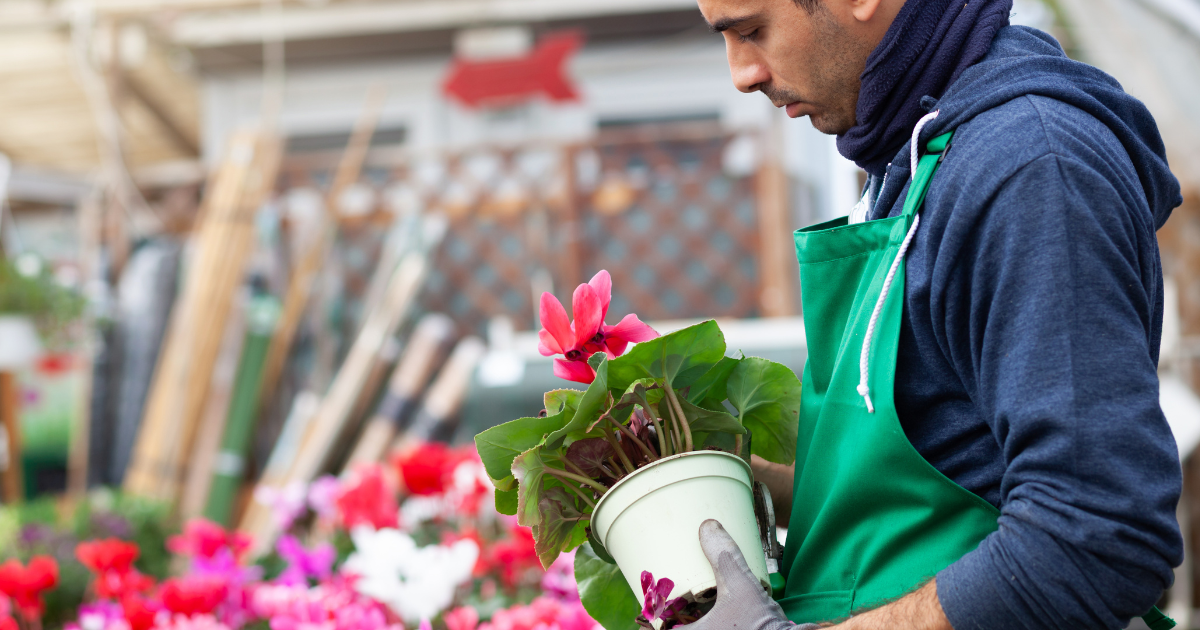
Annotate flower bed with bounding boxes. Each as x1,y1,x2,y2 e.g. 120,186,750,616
0,443,599,630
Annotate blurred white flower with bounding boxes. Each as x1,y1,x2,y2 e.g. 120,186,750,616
343,527,479,622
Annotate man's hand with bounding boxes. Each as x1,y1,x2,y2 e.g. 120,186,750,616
682,519,953,630
677,520,818,630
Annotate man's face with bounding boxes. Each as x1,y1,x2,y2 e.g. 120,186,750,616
698,0,876,134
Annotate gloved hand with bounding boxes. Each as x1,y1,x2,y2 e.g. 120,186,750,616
677,520,820,630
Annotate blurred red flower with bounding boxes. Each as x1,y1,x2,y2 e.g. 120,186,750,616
336,465,400,530
121,593,163,630
167,519,252,560
159,577,227,617
394,442,468,496
0,556,59,618
481,525,541,588
77,538,155,599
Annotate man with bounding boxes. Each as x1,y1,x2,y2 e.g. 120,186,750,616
684,0,1185,628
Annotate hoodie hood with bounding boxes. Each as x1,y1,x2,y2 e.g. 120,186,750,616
917,26,1181,228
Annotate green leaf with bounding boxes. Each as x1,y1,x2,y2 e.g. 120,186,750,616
687,355,742,408
512,447,548,527
611,379,662,423
607,320,726,393
727,358,802,465
545,389,585,415
576,542,641,630
586,527,616,564
491,474,517,492
475,411,569,482
544,356,611,450
494,488,518,515
679,398,745,434
532,487,586,569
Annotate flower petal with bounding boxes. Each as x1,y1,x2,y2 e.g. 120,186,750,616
605,314,659,343
602,338,628,359
539,293,574,353
538,329,563,357
588,270,612,322
640,571,654,596
571,284,603,349
553,359,595,384
654,576,674,601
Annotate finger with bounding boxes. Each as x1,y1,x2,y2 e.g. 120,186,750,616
697,520,762,599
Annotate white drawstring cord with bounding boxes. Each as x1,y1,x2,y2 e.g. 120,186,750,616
857,110,940,413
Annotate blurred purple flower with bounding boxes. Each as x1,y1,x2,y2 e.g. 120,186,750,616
275,535,335,586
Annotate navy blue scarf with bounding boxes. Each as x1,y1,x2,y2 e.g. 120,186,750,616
837,0,1013,176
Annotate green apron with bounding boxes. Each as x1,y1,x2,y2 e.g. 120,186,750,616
778,130,1175,630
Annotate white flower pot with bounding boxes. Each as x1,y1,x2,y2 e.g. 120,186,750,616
0,315,41,370
591,450,769,605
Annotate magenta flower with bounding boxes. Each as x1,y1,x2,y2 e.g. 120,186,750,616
276,536,335,586
538,270,657,384
639,571,685,623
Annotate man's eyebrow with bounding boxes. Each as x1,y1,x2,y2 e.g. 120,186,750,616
707,14,760,33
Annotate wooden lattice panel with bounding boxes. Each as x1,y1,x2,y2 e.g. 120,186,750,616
276,125,766,335
575,128,761,322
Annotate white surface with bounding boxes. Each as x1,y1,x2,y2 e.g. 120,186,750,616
592,451,769,603
1161,374,1200,460
0,315,41,369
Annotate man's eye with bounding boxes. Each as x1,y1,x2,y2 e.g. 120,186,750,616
738,29,759,43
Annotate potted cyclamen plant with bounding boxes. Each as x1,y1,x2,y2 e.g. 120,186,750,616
476,271,801,630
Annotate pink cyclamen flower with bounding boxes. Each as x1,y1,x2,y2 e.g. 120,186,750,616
578,271,657,359
538,270,657,384
639,571,685,623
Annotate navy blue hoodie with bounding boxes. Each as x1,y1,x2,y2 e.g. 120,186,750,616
862,26,1184,629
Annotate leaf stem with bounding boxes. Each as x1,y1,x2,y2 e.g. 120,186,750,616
544,467,610,493
561,481,598,509
663,395,683,454
663,384,693,452
734,434,744,457
603,427,637,474
608,415,657,462
650,414,670,457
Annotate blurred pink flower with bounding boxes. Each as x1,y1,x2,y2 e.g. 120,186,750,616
156,614,232,630
443,607,478,630
255,482,309,531
540,552,578,602
168,520,252,561
308,476,342,521
478,598,598,630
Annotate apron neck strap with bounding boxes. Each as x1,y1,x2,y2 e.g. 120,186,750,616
857,116,955,413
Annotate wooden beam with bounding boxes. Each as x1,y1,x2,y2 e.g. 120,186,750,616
122,74,200,157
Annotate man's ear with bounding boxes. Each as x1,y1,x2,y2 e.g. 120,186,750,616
849,0,887,23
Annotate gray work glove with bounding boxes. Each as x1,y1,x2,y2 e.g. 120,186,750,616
678,520,820,630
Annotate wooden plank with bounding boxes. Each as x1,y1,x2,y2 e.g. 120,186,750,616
753,137,795,317
255,87,386,421
343,313,455,468
0,372,23,504
178,288,248,519
123,131,280,502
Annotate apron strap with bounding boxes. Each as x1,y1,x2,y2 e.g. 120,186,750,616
1141,606,1176,630
857,112,954,412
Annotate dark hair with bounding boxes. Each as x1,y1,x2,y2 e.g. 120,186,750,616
793,0,822,12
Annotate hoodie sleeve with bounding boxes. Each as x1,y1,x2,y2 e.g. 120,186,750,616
931,151,1182,630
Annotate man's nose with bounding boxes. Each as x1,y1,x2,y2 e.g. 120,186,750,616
728,46,771,94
